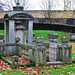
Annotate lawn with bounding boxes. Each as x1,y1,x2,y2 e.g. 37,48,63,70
0,30,4,34
0,30,71,42
0,63,75,75
0,30,75,75
33,30,71,42
72,44,75,57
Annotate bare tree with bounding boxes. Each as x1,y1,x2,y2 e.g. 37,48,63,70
0,0,14,11
39,0,58,23
64,0,71,10
0,0,34,11
0,1,4,11
71,0,75,15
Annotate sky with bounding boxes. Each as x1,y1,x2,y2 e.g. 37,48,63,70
0,0,75,10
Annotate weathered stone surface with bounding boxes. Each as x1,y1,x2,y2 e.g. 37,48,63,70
12,55,19,69
9,20,15,43
6,46,17,55
0,44,4,56
70,34,75,41
34,37,46,67
49,43,59,62
28,20,33,44
57,45,72,63
35,37,43,46
61,37,68,45
47,61,64,65
48,33,58,43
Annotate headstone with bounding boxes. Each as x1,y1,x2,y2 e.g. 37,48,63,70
52,33,58,43
61,37,68,45
48,33,53,42
70,34,75,41
48,33,58,43
35,37,43,46
49,33,59,62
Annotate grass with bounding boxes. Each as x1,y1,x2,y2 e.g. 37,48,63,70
27,30,71,42
41,64,75,75
0,64,75,75
34,30,71,41
0,30,71,42
0,30,75,75
0,30,4,34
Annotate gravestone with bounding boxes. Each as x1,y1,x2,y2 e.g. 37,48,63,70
61,37,68,45
48,33,58,43
48,33,53,42
49,33,59,61
52,33,58,43
70,34,75,41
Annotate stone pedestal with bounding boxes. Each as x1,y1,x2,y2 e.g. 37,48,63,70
57,37,72,63
57,45,72,63
34,37,46,67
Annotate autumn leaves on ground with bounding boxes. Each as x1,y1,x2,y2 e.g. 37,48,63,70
0,44,75,75
69,43,75,57
0,59,75,75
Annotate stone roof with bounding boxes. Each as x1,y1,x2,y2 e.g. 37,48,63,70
4,11,34,20
0,10,75,19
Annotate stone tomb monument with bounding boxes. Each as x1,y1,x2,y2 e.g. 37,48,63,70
4,1,34,55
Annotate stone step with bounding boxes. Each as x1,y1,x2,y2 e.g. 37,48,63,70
47,61,65,65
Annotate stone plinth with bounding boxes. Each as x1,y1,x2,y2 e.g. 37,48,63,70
57,45,72,63
49,43,60,62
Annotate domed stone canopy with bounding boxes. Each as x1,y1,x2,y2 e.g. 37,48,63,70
4,11,34,20
4,6,34,56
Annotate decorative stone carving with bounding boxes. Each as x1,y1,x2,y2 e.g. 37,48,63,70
35,37,43,46
12,55,19,69
48,33,58,43
61,37,68,45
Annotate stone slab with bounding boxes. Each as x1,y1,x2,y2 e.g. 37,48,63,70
47,61,65,65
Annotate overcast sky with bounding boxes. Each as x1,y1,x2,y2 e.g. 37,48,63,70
0,0,75,10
